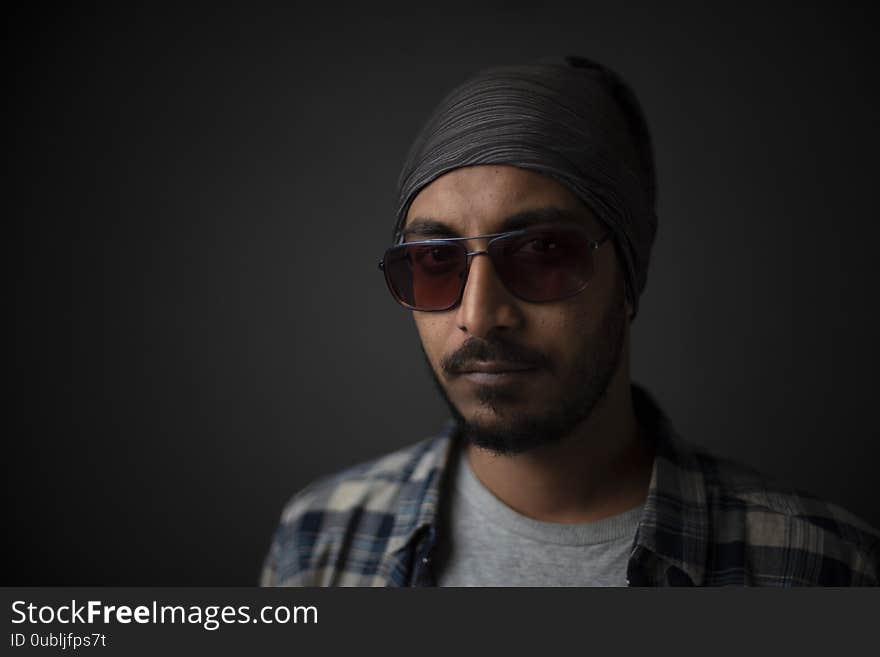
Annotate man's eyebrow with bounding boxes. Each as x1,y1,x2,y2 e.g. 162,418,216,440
401,207,584,240
401,218,459,239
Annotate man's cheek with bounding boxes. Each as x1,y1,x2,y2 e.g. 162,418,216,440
422,339,443,371
421,331,448,367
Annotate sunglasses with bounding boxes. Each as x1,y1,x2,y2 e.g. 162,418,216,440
378,225,611,311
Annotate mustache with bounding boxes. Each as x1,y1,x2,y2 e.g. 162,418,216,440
441,337,551,375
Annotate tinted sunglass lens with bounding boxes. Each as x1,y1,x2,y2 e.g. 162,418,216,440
384,243,466,310
492,229,594,301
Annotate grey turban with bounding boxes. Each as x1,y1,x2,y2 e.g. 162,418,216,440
394,55,658,319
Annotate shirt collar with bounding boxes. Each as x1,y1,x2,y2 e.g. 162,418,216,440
630,384,709,586
381,384,710,586
377,429,457,582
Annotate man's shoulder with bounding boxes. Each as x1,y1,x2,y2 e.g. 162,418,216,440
279,434,451,523
690,447,880,585
261,433,452,586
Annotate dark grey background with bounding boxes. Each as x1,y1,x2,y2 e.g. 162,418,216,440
8,2,879,584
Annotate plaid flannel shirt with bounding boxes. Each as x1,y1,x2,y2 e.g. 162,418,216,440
261,385,879,586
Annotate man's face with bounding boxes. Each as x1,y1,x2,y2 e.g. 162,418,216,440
404,164,631,455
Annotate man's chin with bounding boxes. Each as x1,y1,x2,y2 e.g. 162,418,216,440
453,408,569,456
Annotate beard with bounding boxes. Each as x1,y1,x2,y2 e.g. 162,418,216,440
422,278,627,456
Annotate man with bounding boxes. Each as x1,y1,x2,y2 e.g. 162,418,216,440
261,56,879,586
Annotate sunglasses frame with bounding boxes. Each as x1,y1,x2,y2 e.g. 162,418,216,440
378,224,612,311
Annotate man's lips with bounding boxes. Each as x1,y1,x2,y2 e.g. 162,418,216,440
451,361,539,384
454,361,536,374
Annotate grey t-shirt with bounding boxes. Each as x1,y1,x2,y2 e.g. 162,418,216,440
433,450,643,587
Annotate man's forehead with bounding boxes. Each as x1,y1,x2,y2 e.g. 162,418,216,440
403,164,601,235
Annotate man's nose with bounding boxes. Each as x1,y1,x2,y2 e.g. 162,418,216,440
454,252,525,338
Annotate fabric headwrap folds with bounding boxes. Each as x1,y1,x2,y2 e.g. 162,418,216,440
394,55,658,319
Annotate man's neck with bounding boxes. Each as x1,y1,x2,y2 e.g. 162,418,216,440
463,350,654,524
